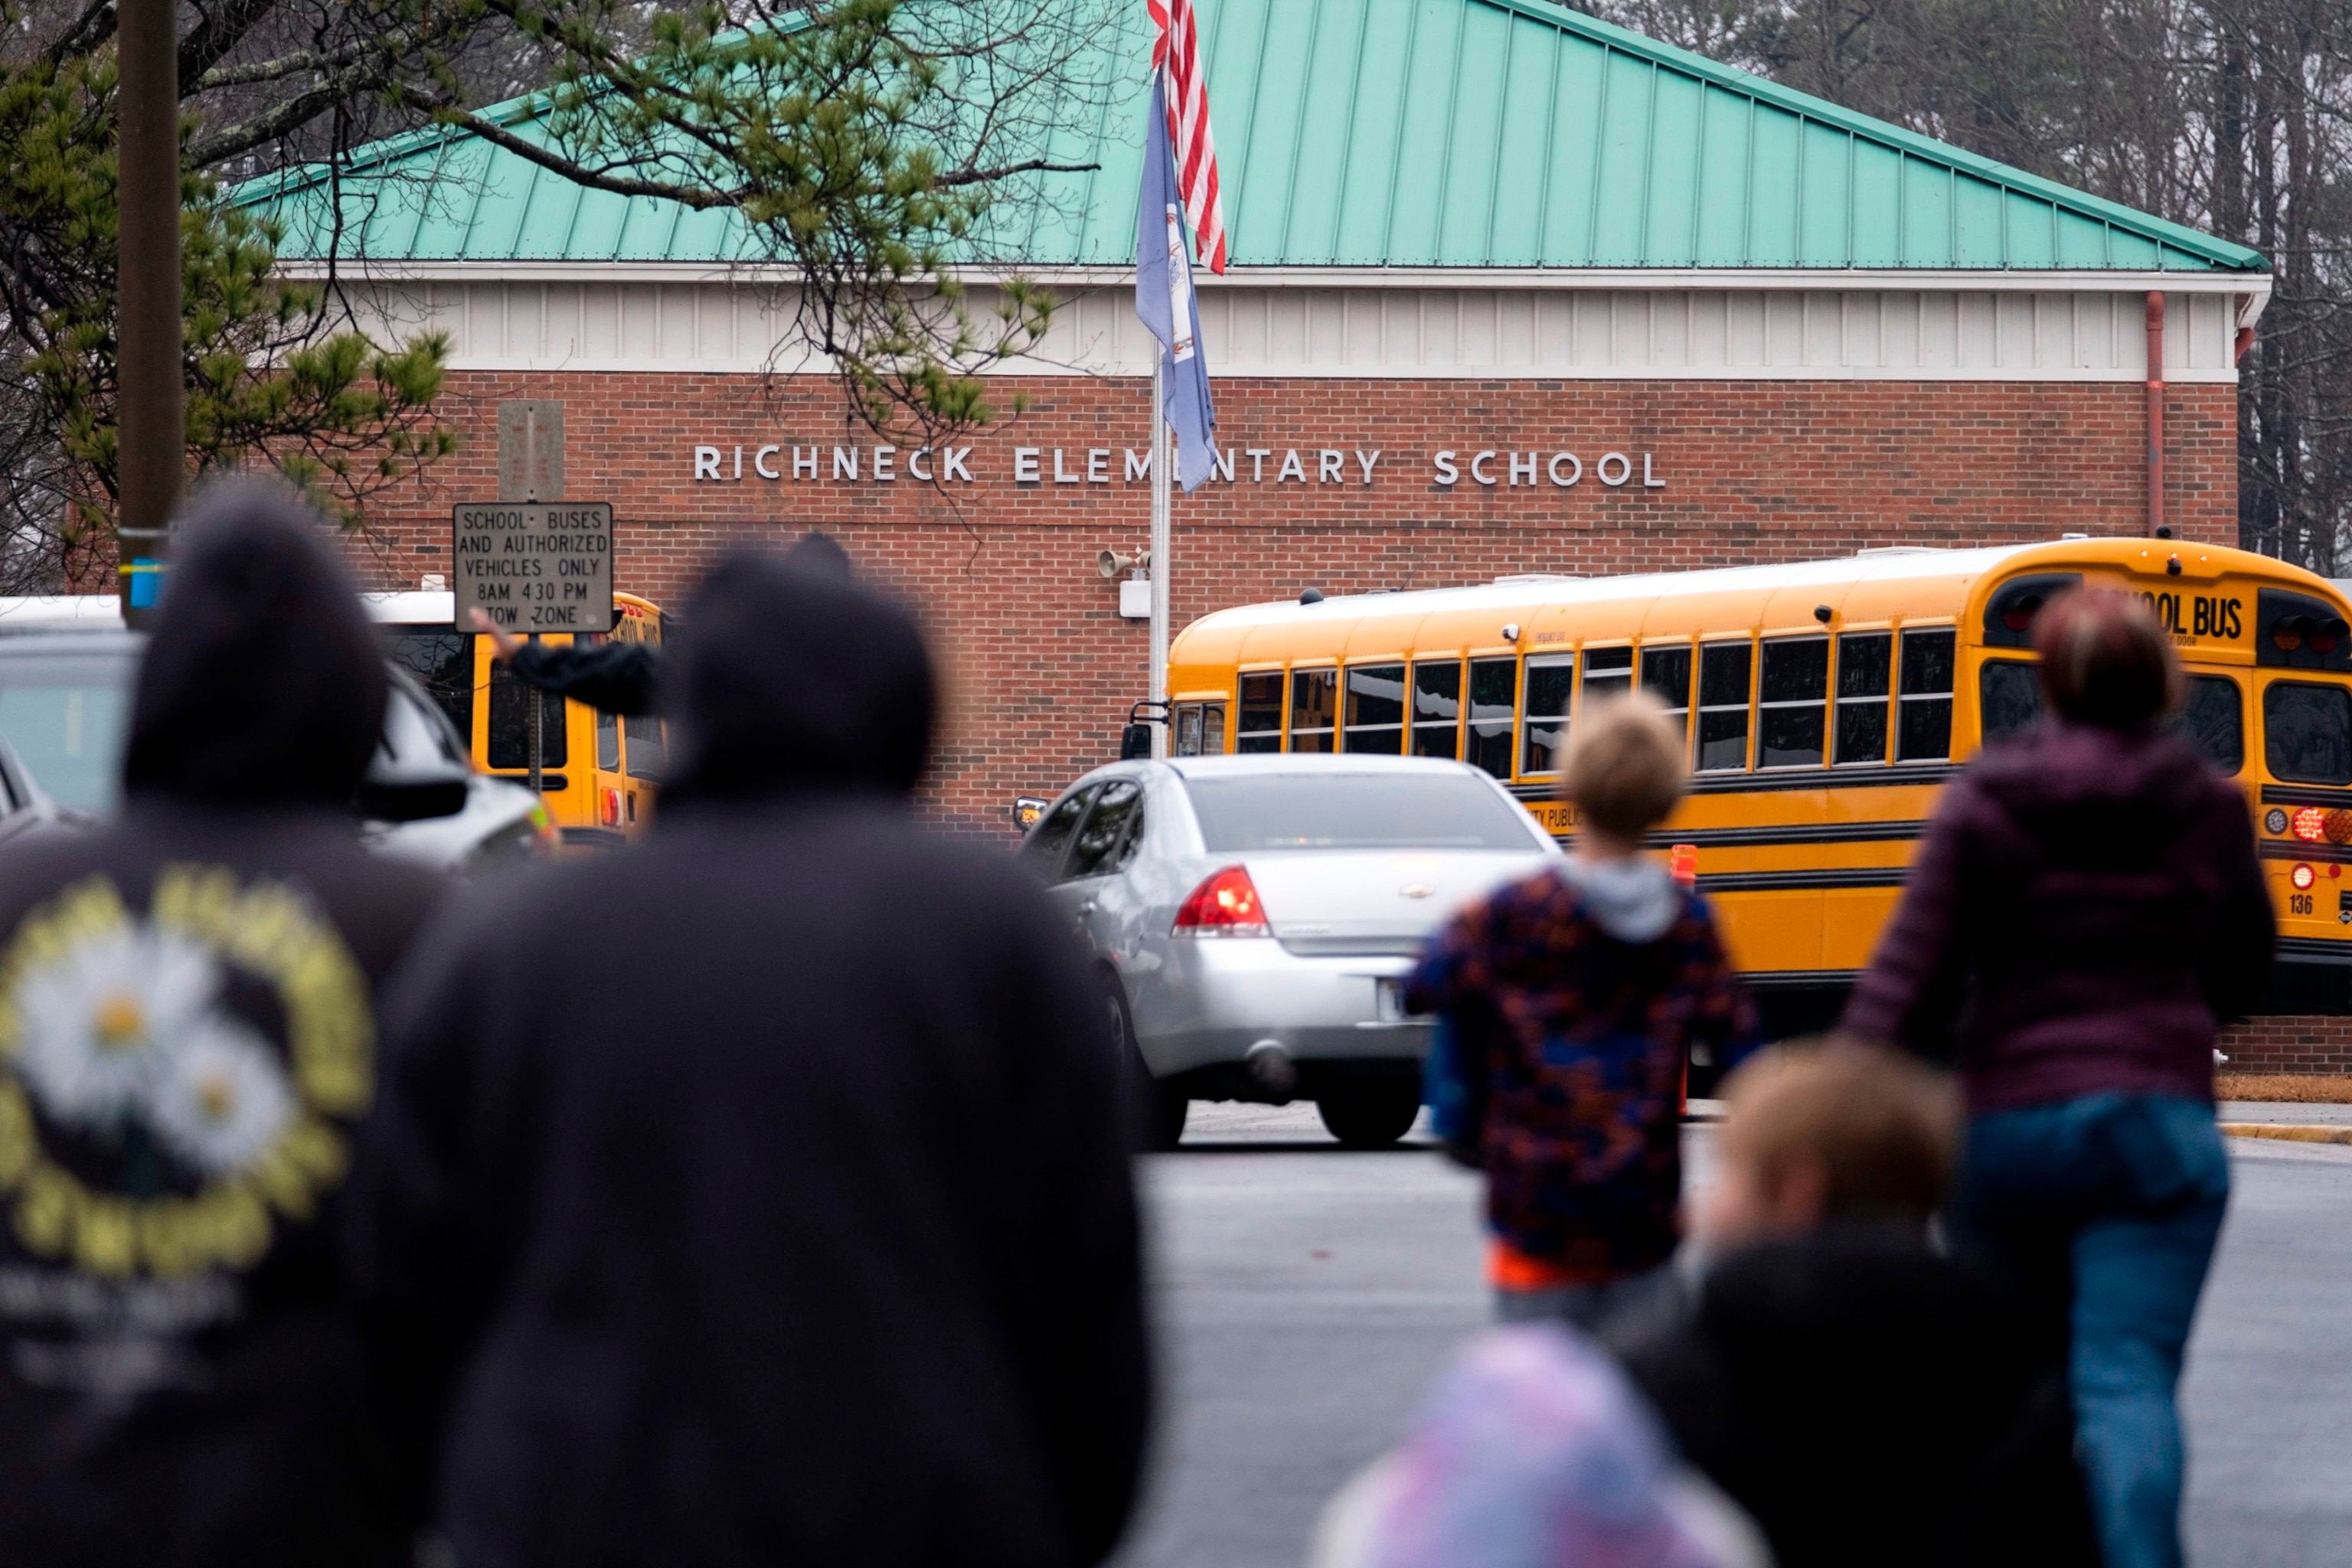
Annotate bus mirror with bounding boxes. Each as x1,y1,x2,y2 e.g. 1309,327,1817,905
1119,723,1154,760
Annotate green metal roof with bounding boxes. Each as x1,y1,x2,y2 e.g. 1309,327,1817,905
248,0,2265,273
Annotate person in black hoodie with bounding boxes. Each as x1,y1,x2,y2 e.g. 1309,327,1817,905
0,480,449,1566
1606,1040,2099,1568
349,547,1151,1568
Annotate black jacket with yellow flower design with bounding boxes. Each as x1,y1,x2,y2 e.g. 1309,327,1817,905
0,485,446,1567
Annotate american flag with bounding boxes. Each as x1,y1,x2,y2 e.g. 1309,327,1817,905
1147,0,1228,274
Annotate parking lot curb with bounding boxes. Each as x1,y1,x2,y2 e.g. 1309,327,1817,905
2220,1123,2352,1147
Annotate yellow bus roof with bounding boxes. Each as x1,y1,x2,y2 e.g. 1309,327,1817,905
1171,539,2347,671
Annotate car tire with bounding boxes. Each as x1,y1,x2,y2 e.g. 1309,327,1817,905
1102,970,1185,1152
1317,1083,1422,1149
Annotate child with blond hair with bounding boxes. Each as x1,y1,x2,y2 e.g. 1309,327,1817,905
1410,694,1755,1325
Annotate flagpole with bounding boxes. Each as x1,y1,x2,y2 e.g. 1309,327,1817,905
1148,357,1171,758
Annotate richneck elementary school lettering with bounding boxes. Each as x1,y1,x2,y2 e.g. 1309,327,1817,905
690,443,1667,491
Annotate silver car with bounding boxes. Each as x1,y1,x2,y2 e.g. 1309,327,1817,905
0,629,551,875
1019,754,1560,1148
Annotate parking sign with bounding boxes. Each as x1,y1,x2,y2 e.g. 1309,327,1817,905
452,501,615,632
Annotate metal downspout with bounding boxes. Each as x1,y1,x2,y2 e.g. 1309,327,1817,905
2145,292,2167,537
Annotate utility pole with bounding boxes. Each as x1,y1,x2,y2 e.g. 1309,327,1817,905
498,402,564,797
1148,361,1171,758
116,0,182,626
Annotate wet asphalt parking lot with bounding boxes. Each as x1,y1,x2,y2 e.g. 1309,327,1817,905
1113,1105,2352,1568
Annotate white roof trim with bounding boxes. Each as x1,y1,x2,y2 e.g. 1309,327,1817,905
279,258,2271,299
336,277,2252,384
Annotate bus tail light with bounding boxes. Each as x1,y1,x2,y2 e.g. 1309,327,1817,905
2292,805,2329,843
2328,809,2352,845
599,787,623,828
2272,616,2347,655
2292,864,2317,891
1174,866,1269,936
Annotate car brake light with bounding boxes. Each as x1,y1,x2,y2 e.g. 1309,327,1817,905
2293,805,2329,843
1174,865,1269,936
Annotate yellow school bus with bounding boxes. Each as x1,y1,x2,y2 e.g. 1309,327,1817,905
380,591,665,848
1165,539,2352,1031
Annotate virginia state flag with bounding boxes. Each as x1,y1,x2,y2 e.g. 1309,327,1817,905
1135,72,1218,492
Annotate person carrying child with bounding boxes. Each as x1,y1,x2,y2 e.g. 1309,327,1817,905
1607,1039,2099,1568
1408,694,1756,1326
1840,587,2270,1568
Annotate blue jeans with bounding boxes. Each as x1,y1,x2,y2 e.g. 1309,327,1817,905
1956,1093,2230,1568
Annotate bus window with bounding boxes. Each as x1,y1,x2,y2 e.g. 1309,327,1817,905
626,713,665,779
1521,655,1576,776
2264,681,2352,784
1342,665,1406,753
1834,632,1892,764
1979,659,2042,743
1641,645,1694,740
1173,702,1225,756
1758,637,1829,768
1289,668,1338,753
1411,662,1462,758
597,709,620,770
2174,676,2243,775
1697,642,1752,772
1897,629,1955,761
1237,673,1283,753
1467,658,1516,776
1583,647,1632,708
385,629,474,739
487,664,568,769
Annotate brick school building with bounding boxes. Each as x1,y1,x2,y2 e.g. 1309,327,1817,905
252,0,2334,1065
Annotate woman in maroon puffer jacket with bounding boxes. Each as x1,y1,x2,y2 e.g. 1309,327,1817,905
1843,587,2272,1568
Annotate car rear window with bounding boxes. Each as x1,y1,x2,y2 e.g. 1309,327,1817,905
1183,772,1544,852
0,654,136,812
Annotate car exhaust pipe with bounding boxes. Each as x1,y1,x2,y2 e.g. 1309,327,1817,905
1245,1040,1298,1101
